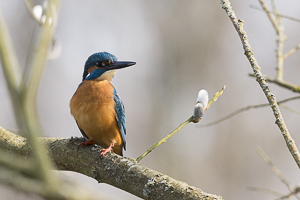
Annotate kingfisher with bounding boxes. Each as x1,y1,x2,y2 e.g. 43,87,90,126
70,52,136,157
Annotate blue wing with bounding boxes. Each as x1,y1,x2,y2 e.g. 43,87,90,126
113,88,126,150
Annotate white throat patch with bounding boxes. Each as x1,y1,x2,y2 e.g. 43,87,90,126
96,70,117,81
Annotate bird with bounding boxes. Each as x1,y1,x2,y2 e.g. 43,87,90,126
70,52,136,157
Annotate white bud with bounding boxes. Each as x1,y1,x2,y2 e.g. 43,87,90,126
32,5,43,20
197,89,209,109
193,89,209,122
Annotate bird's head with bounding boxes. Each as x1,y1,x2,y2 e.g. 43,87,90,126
83,52,136,81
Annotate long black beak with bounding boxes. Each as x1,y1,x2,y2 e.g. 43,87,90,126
106,61,136,70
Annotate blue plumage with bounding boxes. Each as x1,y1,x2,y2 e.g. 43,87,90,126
114,88,126,150
84,68,106,81
83,52,117,81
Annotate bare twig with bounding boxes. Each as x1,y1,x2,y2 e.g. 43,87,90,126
249,5,300,23
249,1,300,91
258,0,279,33
272,1,285,81
249,186,300,200
136,116,193,163
283,43,300,59
278,192,300,200
279,104,300,115
256,147,293,191
136,86,226,163
248,186,283,197
200,96,300,127
220,0,300,169
256,147,300,199
249,74,300,93
206,85,226,110
258,0,285,80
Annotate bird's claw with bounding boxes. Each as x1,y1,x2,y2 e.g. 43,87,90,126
77,140,96,149
99,143,114,158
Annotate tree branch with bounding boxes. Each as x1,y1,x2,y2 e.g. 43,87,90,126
220,0,300,169
248,1,300,91
249,74,300,93
0,126,223,200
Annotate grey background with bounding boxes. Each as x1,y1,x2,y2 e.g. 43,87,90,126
1,0,300,199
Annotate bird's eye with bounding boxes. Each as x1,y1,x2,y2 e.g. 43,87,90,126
95,62,104,67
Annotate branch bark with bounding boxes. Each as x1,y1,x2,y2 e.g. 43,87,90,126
0,126,223,200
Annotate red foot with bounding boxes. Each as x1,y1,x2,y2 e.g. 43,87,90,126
100,143,114,157
78,140,96,148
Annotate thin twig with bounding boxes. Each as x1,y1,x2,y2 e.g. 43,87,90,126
279,104,300,115
206,85,226,110
257,0,286,80
250,2,300,88
249,186,300,200
256,147,300,200
283,43,300,59
136,116,193,163
249,5,300,23
136,86,226,163
256,147,293,191
220,0,300,169
258,0,285,80
272,0,285,81
249,74,300,93
277,193,299,200
200,96,300,127
248,186,283,197
258,0,279,33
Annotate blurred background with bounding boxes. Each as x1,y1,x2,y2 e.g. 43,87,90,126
1,0,300,199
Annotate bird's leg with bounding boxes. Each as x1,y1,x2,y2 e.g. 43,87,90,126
100,143,114,157
78,140,96,149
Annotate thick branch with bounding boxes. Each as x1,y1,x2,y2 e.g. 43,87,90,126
0,127,222,200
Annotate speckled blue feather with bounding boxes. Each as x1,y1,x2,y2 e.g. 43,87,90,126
84,68,106,81
114,88,126,150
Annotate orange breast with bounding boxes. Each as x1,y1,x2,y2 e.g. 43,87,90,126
70,80,123,155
